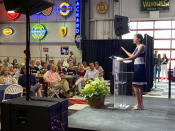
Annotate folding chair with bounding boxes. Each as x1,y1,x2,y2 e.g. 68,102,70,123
3,84,23,102
47,83,60,98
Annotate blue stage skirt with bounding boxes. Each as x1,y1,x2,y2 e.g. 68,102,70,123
133,64,147,85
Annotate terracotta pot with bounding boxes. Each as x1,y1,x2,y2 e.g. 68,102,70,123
88,95,105,108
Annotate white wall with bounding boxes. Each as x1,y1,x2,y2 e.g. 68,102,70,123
89,0,175,40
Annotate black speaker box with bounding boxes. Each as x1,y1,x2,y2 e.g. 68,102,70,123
3,0,54,15
114,15,130,36
1,97,68,131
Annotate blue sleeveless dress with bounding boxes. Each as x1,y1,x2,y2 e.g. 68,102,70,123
132,45,147,85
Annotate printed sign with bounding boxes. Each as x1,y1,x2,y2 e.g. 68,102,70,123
61,47,69,55
141,0,169,11
43,48,49,52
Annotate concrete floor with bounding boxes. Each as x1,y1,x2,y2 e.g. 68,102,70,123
68,96,175,131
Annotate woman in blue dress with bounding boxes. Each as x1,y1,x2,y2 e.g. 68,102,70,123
120,34,147,110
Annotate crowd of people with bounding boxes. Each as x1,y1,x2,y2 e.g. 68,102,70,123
0,55,104,98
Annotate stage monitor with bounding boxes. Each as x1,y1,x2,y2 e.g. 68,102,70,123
3,0,54,15
114,15,130,36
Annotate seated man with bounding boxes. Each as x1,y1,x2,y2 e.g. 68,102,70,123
84,62,99,81
74,62,99,94
18,66,42,97
43,64,70,98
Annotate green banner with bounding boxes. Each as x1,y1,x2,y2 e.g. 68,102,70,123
141,0,169,11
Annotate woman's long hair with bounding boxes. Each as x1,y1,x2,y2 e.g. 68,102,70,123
157,54,161,65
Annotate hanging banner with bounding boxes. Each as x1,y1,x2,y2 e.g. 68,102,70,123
42,6,53,16
60,27,67,37
3,28,14,36
75,0,81,48
141,0,169,11
96,2,108,14
7,12,20,20
57,2,72,16
31,24,47,40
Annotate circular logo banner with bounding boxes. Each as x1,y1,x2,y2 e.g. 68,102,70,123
58,2,72,16
3,28,14,36
97,2,108,14
31,24,47,40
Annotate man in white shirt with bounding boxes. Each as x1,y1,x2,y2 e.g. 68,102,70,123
73,62,99,94
84,62,99,81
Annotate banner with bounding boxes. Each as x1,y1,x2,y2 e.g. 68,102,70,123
141,0,169,11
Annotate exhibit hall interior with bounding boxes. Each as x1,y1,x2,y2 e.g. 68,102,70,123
0,0,175,131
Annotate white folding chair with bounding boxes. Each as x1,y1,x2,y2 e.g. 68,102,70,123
3,84,23,102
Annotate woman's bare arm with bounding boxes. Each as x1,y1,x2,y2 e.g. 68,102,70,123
121,46,132,57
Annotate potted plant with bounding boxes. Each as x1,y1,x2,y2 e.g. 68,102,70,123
81,78,110,108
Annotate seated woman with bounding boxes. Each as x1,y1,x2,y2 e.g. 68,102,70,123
95,61,104,78
30,60,39,74
82,61,89,71
56,60,66,75
72,64,86,94
0,67,17,84
11,59,18,68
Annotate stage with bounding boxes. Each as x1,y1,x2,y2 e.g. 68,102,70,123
68,96,175,131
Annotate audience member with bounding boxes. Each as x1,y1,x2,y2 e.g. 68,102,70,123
30,60,39,74
84,62,99,81
35,60,42,70
12,59,18,68
95,61,104,77
68,51,76,65
0,67,17,84
47,59,54,70
18,66,42,97
82,61,89,70
43,64,70,98
72,64,86,93
67,63,76,75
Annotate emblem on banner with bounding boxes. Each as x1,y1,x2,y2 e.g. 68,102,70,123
42,6,53,16
96,2,108,14
3,28,14,36
60,27,67,37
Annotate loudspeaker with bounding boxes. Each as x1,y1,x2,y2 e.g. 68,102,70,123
114,15,130,36
3,0,54,15
1,97,68,131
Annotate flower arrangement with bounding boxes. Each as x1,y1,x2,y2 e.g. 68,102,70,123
37,69,47,75
81,78,110,99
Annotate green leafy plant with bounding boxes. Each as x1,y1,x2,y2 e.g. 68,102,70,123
37,69,47,74
81,78,110,99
